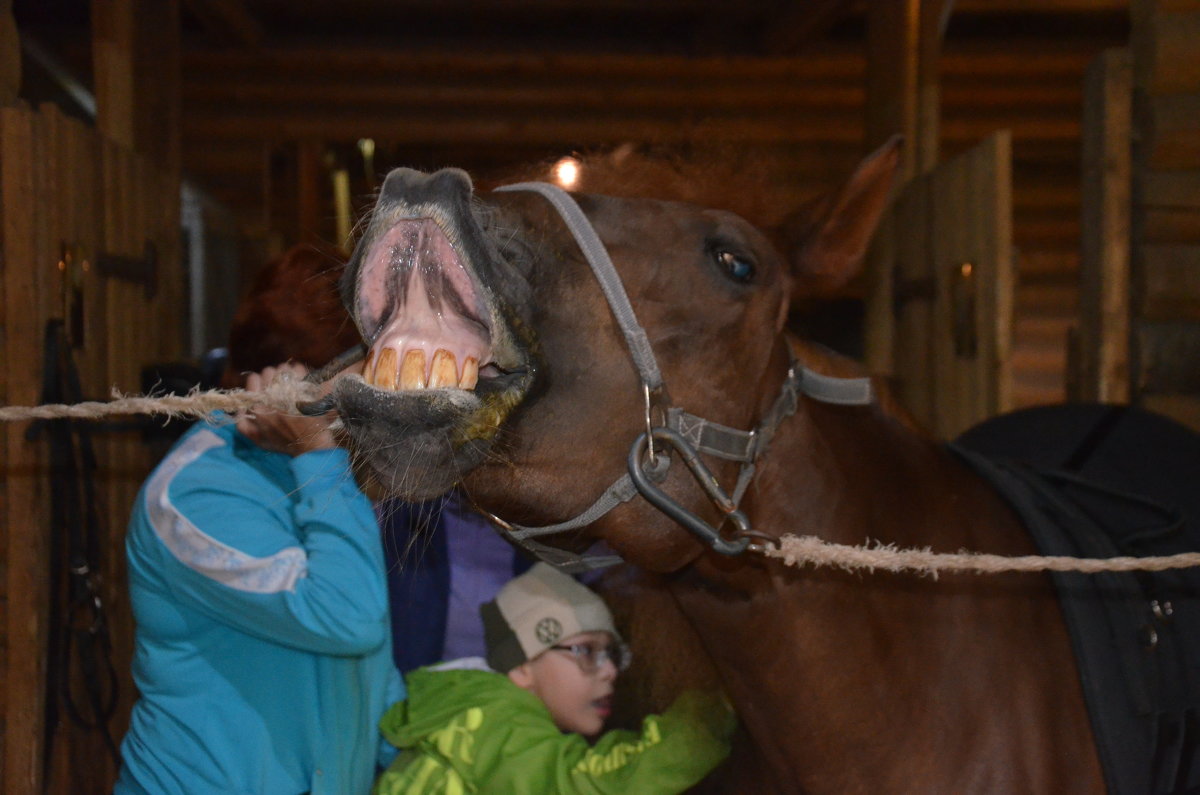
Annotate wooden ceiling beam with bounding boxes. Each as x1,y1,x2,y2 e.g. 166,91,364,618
762,0,855,55
181,107,1078,147
951,0,1127,11
181,0,263,47
180,43,1101,82
183,82,866,110
182,70,1081,105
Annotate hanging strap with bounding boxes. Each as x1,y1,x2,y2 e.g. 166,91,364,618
29,320,121,770
495,182,663,391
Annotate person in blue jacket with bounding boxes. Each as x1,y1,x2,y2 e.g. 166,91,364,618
114,245,401,795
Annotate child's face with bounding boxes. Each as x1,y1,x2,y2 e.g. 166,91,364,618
508,630,619,736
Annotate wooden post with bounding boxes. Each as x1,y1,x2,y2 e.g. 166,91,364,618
1130,0,1200,428
92,0,181,179
0,0,18,107
1077,49,1132,403
1,103,54,795
91,0,183,363
296,138,325,244
863,0,944,374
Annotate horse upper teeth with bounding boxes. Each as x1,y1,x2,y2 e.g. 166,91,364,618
375,347,399,389
400,349,427,390
429,349,458,388
459,357,478,389
366,346,478,391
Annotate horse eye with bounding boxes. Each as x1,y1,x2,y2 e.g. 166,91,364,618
714,249,756,284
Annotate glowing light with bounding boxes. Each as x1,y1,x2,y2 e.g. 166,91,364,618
553,157,581,190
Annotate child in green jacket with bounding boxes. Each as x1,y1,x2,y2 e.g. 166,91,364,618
374,563,735,794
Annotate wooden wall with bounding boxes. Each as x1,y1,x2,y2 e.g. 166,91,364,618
0,101,182,795
174,33,1118,409
1076,0,1200,428
1130,0,1200,426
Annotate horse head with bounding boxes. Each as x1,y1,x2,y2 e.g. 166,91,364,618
332,141,899,573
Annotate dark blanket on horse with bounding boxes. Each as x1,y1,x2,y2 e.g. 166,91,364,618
954,404,1200,795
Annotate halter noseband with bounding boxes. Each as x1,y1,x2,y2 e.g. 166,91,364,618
485,182,874,572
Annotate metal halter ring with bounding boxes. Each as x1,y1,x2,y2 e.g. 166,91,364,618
737,528,783,554
628,426,752,557
642,382,666,466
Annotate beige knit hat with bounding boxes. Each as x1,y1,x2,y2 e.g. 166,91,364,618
480,563,622,673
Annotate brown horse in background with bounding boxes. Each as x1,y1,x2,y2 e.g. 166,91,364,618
325,143,1111,791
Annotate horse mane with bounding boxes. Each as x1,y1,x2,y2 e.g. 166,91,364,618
491,146,816,231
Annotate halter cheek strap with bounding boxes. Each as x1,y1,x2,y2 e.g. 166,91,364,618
491,182,873,572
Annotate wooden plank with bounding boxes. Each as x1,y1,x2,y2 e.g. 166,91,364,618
1139,245,1200,320
180,0,262,47
183,80,870,111
1077,48,1132,403
1,103,52,795
891,170,936,423
862,0,945,376
1141,393,1200,431
181,43,1098,82
92,0,137,149
1141,205,1200,244
179,64,1083,119
930,131,1014,438
296,138,324,244
1141,92,1200,171
1132,3,1200,94
0,0,17,106
1142,170,1200,209
1137,320,1200,392
763,0,853,54
43,104,74,793
889,132,1015,434
93,0,181,177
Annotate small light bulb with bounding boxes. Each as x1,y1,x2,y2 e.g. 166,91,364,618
553,157,580,190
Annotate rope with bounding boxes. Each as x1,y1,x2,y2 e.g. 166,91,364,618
0,378,319,423
5,388,1200,576
762,534,1200,577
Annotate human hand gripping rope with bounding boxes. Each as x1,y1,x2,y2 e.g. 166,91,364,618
5,381,1200,577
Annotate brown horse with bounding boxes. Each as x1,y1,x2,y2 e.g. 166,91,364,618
327,145,1108,792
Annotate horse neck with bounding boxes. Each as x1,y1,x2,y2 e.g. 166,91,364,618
664,347,1069,790
755,338,986,549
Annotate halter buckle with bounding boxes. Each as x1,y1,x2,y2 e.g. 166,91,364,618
642,382,670,466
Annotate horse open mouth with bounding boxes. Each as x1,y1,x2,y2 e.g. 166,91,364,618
332,167,535,498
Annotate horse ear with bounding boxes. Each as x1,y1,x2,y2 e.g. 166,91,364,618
782,136,902,297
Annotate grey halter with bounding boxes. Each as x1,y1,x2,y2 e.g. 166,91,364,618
489,181,874,573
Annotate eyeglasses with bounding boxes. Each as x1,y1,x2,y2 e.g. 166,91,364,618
549,641,632,674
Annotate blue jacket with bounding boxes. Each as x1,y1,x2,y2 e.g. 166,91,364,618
115,419,402,795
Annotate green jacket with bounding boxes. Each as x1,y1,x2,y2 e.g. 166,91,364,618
375,659,734,794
